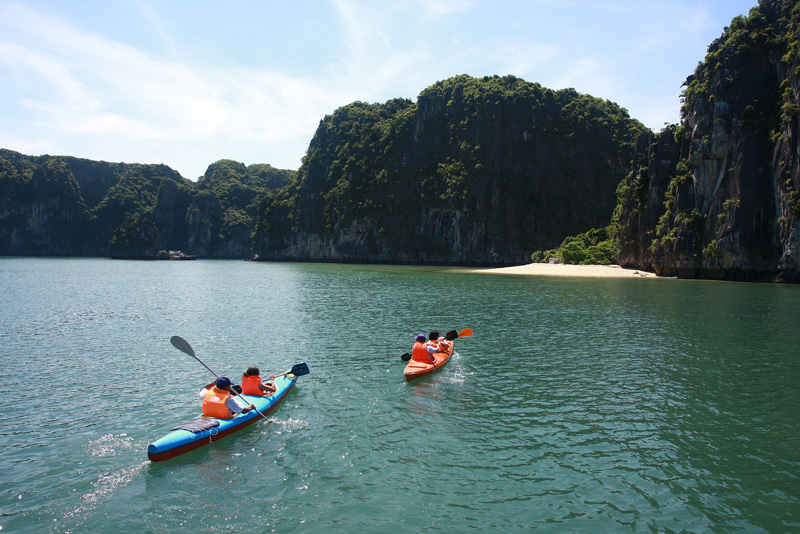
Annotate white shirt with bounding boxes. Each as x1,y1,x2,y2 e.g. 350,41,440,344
426,337,449,354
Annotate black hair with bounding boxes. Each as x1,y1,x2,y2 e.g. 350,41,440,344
429,331,439,340
244,366,260,376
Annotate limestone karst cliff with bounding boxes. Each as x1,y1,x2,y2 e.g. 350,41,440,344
614,0,799,281
0,150,293,257
252,75,646,264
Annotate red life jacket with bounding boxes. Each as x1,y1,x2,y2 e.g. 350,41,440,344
411,341,433,363
202,387,234,419
241,374,265,396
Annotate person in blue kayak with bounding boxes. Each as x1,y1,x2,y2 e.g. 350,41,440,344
201,376,255,419
241,365,277,396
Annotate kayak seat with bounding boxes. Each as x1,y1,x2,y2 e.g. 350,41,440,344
172,418,221,433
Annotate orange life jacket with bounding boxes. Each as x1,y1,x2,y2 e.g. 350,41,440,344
411,341,433,363
202,387,235,419
241,374,265,396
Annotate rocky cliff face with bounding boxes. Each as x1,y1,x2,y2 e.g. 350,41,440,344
615,0,800,282
0,150,291,258
0,156,92,256
253,75,646,264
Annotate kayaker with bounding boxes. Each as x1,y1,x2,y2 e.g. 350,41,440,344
427,331,450,353
411,333,435,363
241,365,277,396
201,376,255,419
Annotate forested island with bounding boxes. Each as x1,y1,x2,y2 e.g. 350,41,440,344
1,0,798,282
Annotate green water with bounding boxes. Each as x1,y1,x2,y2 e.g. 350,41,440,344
1,258,798,533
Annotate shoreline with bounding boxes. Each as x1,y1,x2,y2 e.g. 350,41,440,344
468,263,659,278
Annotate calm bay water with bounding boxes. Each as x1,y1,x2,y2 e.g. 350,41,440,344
1,257,798,533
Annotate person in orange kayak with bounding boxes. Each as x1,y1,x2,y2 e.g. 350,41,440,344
428,330,451,353
241,365,276,396
201,376,255,419
411,333,435,363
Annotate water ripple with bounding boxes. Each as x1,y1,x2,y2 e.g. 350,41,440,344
1,260,799,533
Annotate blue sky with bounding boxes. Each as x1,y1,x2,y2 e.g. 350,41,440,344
1,0,757,180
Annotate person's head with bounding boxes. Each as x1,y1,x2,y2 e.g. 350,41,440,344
429,331,439,341
415,334,426,343
215,376,231,390
244,366,260,376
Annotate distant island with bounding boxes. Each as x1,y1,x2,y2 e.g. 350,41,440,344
1,0,798,283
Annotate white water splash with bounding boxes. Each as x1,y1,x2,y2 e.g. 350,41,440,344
86,433,136,457
55,462,148,533
269,417,309,431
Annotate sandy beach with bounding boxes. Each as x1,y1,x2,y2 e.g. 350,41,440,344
469,263,658,278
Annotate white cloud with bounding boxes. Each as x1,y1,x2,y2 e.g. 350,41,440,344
0,1,341,177
413,0,476,18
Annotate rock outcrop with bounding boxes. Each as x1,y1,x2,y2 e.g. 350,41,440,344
615,0,800,282
253,75,646,264
0,150,293,258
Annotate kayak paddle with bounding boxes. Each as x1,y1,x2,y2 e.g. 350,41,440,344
446,328,473,340
273,362,310,378
170,335,217,376
170,335,273,422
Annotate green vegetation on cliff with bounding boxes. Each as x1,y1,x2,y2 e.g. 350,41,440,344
530,226,615,265
0,149,294,257
613,0,800,281
197,159,293,244
255,74,646,263
680,0,798,140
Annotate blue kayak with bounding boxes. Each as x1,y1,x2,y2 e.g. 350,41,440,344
147,363,307,462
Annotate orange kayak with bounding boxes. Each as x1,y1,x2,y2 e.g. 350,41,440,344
403,340,454,382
